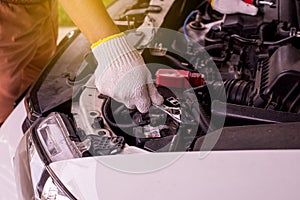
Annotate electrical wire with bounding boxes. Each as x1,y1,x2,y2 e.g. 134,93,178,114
183,10,200,43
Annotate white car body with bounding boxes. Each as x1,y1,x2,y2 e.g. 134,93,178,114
1,103,300,199
1,0,300,199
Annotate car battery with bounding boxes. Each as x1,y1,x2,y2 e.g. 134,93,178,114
155,69,205,89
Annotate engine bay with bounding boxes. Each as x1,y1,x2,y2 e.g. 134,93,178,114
24,0,300,163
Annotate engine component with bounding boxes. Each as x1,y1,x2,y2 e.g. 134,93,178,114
156,69,205,89
212,100,300,126
83,135,125,156
23,0,300,157
243,0,275,7
153,97,182,123
144,135,174,152
263,0,300,29
224,79,254,105
222,14,264,37
194,121,300,151
102,86,183,149
92,117,105,129
254,45,300,113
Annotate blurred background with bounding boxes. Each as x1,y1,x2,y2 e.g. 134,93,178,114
58,0,116,41
58,0,116,26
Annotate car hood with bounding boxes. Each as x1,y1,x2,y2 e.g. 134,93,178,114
49,150,300,200
0,101,27,200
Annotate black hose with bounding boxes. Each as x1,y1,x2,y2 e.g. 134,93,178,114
204,43,225,51
102,98,137,129
258,23,269,41
263,35,296,45
230,33,296,46
204,43,227,62
224,79,254,105
230,34,259,45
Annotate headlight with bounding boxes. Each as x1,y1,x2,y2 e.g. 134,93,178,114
14,113,79,200
33,112,81,163
41,177,70,200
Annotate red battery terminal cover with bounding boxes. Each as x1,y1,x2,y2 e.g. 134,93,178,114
243,0,254,5
155,69,205,89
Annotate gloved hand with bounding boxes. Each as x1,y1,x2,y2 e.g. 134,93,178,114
92,33,164,113
211,0,258,16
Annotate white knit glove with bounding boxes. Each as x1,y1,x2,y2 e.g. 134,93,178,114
211,0,258,16
92,33,164,113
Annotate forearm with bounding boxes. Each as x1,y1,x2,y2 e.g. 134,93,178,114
59,0,120,44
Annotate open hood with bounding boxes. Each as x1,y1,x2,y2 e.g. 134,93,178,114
49,151,300,200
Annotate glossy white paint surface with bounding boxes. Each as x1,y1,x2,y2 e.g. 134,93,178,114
0,100,27,200
1,100,300,200
50,150,300,200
